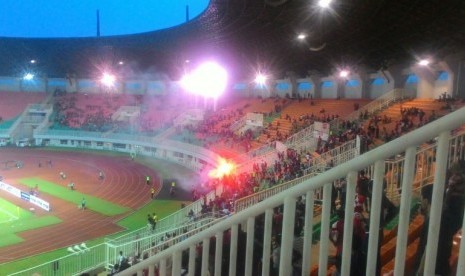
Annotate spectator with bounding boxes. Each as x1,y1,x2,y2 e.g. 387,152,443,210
271,239,280,276
435,159,465,275
414,184,433,275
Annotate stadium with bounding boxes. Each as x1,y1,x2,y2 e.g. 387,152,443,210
0,0,465,275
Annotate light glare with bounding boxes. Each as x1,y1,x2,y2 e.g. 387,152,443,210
318,0,332,8
339,70,349,78
23,73,34,80
297,34,306,40
181,61,228,98
208,158,236,179
255,74,267,85
101,73,116,87
418,59,430,66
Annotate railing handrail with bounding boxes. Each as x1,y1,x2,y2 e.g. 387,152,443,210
344,88,406,122
121,106,465,274
234,139,359,212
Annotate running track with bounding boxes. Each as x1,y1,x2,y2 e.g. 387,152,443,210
0,147,160,263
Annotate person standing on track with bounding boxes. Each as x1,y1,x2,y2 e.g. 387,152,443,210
81,197,86,210
150,187,155,199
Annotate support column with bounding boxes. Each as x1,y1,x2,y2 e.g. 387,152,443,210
262,208,273,276
366,160,385,275
214,232,223,276
245,217,255,276
394,147,417,275
424,131,450,275
318,183,332,275
302,191,315,276
341,171,357,276
201,238,210,276
188,245,196,276
229,224,238,276
172,251,182,276
279,196,296,276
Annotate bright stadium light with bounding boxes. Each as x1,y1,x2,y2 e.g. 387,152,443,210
255,73,267,85
118,61,124,65
418,59,430,66
23,73,34,80
297,33,307,40
339,70,349,78
318,0,333,8
181,61,228,98
101,73,116,87
30,59,36,64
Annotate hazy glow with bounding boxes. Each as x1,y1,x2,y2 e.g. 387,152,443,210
101,73,116,87
255,74,267,85
339,70,349,78
30,59,36,64
23,73,34,80
181,61,228,98
318,0,332,8
208,158,236,179
297,33,306,40
118,61,124,65
418,59,430,66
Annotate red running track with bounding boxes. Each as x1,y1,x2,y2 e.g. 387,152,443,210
0,147,160,264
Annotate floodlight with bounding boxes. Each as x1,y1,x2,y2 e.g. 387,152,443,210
181,61,228,98
318,0,332,8
118,61,124,65
185,59,190,63
74,245,82,252
30,59,36,64
255,74,267,85
101,73,116,87
67,246,77,254
23,73,34,80
339,70,349,78
297,33,306,40
418,59,430,66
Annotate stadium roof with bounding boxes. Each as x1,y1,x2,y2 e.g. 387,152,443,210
1,0,465,81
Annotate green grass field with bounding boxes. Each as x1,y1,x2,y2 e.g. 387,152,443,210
0,197,62,248
20,177,130,216
0,199,190,274
0,148,196,274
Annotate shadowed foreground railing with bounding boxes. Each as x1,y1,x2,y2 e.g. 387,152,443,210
119,106,465,276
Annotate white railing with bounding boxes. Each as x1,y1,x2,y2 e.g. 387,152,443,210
230,117,247,132
366,128,465,203
105,214,218,247
34,129,222,170
235,172,319,212
106,216,225,269
347,88,407,122
284,124,315,147
9,243,107,276
119,106,465,276
235,139,359,212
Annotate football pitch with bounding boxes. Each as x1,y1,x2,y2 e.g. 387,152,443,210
0,197,21,224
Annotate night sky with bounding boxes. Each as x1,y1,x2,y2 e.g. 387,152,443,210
0,0,209,38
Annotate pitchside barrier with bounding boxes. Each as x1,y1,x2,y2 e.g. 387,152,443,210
0,181,50,211
8,215,225,276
